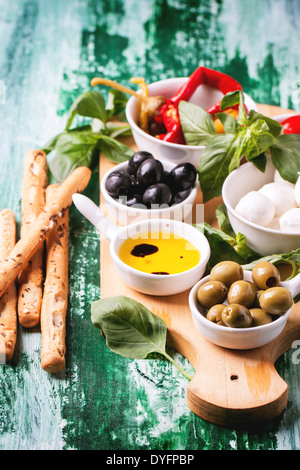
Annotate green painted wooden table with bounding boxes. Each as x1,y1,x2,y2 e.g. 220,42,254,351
1,0,300,451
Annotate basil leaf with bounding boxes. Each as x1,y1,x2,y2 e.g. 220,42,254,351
247,110,283,138
270,134,300,184
220,91,247,126
237,91,248,126
215,112,240,134
195,223,248,270
215,203,236,238
91,296,192,380
100,135,134,163
198,133,240,201
66,90,107,130
106,122,132,139
220,90,240,110
91,296,168,359
195,222,260,270
178,100,216,145
250,153,267,172
235,232,261,261
48,130,101,182
240,121,276,162
43,125,92,154
105,89,128,119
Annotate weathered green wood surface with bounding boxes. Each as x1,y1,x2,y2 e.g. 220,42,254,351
0,0,300,450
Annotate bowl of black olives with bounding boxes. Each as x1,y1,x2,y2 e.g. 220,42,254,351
101,151,198,225
189,260,297,350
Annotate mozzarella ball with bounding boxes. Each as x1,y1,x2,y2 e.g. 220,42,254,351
295,174,300,207
259,182,296,217
235,191,275,227
274,169,294,188
279,208,300,233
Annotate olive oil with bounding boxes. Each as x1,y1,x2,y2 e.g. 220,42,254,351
119,232,200,275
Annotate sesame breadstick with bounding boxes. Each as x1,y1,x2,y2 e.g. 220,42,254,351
0,210,17,362
41,185,69,373
18,150,47,328
0,166,91,298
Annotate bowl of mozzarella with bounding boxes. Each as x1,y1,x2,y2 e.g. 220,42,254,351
222,157,300,256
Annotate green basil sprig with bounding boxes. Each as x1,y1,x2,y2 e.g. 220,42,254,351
44,89,134,182
179,91,300,202
91,295,193,381
196,204,300,282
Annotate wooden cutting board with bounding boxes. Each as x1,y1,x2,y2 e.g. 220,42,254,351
99,104,300,426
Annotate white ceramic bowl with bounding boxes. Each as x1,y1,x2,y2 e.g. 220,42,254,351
126,77,257,168
222,157,300,256
189,270,292,350
101,159,198,226
110,218,211,296
272,112,298,125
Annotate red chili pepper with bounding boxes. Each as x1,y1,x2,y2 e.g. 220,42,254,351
206,100,248,117
157,126,186,144
171,67,242,106
206,101,239,115
157,67,242,143
282,115,300,134
156,100,186,144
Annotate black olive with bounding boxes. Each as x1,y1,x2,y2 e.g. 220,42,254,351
127,151,154,177
105,171,132,198
142,183,172,208
171,187,192,205
130,177,146,195
169,163,197,191
136,158,163,187
161,170,172,187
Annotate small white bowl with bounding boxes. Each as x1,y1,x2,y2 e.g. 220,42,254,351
189,270,292,350
101,159,198,225
110,218,210,296
222,157,300,255
272,112,298,125
126,77,257,168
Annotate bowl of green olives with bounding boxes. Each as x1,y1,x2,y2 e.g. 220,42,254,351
101,151,198,225
189,260,297,350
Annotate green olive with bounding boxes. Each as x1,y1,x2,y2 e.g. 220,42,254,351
253,289,264,308
210,261,243,287
221,304,252,328
227,280,257,308
197,281,228,309
259,286,293,315
206,304,225,325
252,261,280,290
250,308,273,327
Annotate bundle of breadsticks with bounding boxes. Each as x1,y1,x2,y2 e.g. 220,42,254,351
0,150,91,372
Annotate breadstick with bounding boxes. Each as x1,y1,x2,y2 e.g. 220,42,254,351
0,166,91,298
41,185,69,373
18,150,47,328
0,210,17,362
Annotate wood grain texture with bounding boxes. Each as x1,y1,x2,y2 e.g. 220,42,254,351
99,104,300,426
